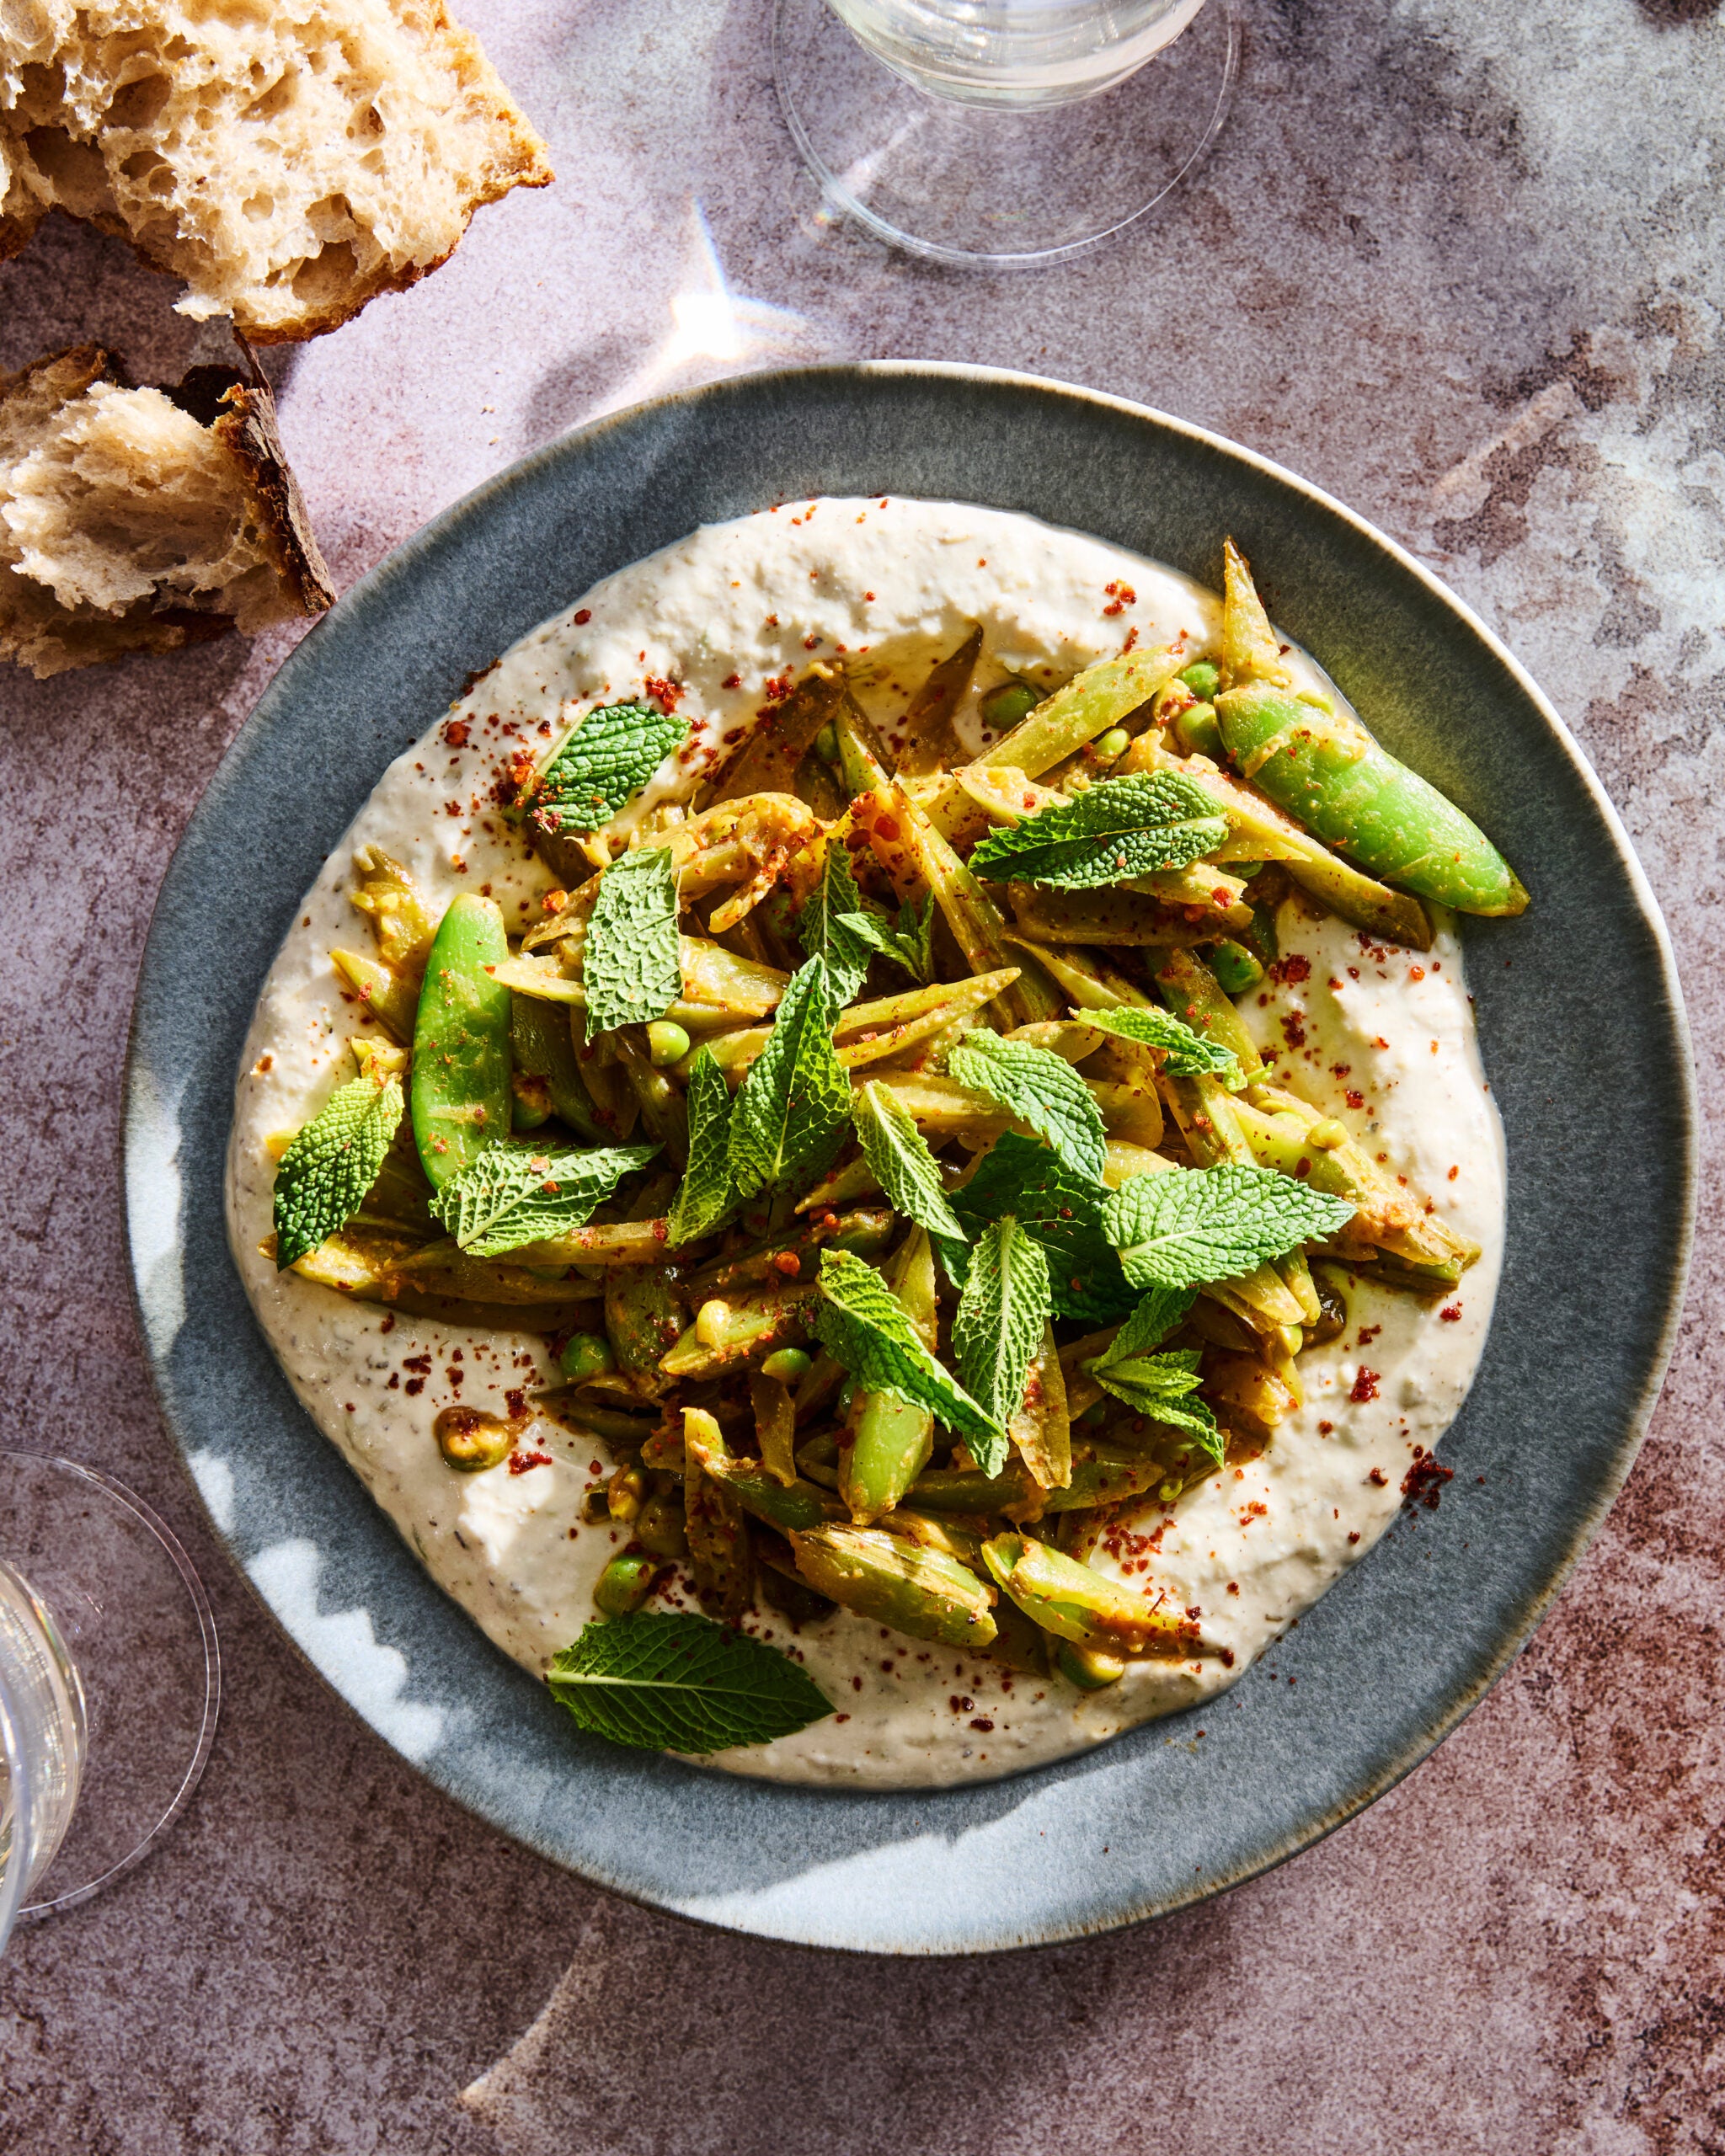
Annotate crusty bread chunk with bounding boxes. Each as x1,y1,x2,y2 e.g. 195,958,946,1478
0,0,553,341
2,344,335,677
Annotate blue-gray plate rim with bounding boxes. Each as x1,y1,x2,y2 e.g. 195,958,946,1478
123,361,1696,1956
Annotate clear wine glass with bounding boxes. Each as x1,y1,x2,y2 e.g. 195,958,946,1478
0,1454,218,1955
774,0,1241,266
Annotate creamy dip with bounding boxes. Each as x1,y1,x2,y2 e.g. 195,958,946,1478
225,496,1504,1789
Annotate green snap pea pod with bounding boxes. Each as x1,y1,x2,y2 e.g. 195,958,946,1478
793,1153,884,1215
972,644,1185,779
410,896,513,1188
748,1369,801,1486
389,1239,602,1307
1215,683,1527,915
686,1208,895,1296
1009,1321,1071,1494
1209,941,1264,995
859,782,1060,1028
1219,537,1293,692
332,948,419,1043
788,1525,998,1649
1156,1074,1313,1332
491,953,761,1031
532,1390,657,1447
898,626,983,778
981,1534,1200,1656
1152,947,1263,1078
1007,883,1249,950
1012,1448,1166,1518
660,1286,820,1380
1054,1641,1126,1689
510,991,608,1144
505,1219,681,1267
905,1463,1036,1514
606,1267,686,1396
682,1409,753,1622
674,974,1017,1088
840,1226,939,1526
593,1551,660,1618
614,1032,690,1167
692,1449,841,1535
1236,1086,1479,1273
708,664,847,805
876,1510,986,1566
350,845,438,975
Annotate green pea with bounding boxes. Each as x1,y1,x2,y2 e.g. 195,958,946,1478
1173,701,1226,760
646,1020,692,1069
1078,1401,1109,1428
410,894,512,1188
813,721,841,766
558,1331,616,1383
1092,727,1130,763
634,1494,689,1560
1178,659,1220,702
760,1347,812,1384
1209,940,1265,995
980,677,1039,732
593,1551,658,1618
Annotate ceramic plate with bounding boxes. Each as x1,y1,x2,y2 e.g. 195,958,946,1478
125,365,1694,1954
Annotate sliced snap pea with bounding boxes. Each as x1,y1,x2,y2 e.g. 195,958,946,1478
410,895,512,1188
788,1525,997,1649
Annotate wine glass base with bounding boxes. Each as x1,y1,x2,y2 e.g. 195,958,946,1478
2,1454,218,1919
773,0,1240,267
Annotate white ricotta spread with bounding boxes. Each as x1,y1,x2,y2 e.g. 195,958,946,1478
225,496,1504,1789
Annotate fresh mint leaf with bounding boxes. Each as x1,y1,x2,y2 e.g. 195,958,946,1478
548,1612,833,1753
1103,1162,1354,1289
273,1072,404,1269
525,702,690,835
948,1131,1137,1325
1088,1005,1242,1085
1085,1344,1223,1465
969,772,1228,889
430,1140,659,1255
797,845,874,1011
839,892,937,985
582,846,681,1040
728,956,851,1198
951,1219,1052,1476
813,1249,1001,1453
1092,1283,1197,1369
666,1047,737,1244
851,1081,966,1244
946,1033,1108,1182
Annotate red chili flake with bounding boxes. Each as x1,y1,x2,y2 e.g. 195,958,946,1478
443,718,471,748
1293,1155,1311,1178
721,671,742,690
1281,1014,1307,1049
505,1388,527,1417
1220,1647,1236,1668
1402,1449,1454,1510
764,613,780,628
969,1717,995,1732
1448,1164,1460,1181
1122,626,1139,652
1351,1368,1381,1403
1318,1420,1333,1434
1368,1467,1387,1486
508,1449,553,1475
387,1373,400,1390
1373,1035,1390,1050
1357,1324,1381,1347
1348,1531,1361,1544
770,1251,802,1278
874,813,901,841
950,1694,974,1714
1226,1582,1240,1595
573,608,592,624
803,634,821,650
1439,1304,1463,1322
1345,1089,1366,1111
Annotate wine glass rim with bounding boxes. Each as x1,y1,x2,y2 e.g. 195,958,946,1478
0,1452,222,1921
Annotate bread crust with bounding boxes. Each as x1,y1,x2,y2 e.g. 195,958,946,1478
0,2,554,341
2,343,334,675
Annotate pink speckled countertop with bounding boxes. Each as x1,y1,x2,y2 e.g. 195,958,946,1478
3,1,1722,2149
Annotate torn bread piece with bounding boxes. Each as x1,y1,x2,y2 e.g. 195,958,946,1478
1,344,335,677
0,0,553,341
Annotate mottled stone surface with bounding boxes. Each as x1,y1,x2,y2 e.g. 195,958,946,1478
2,0,1721,2149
